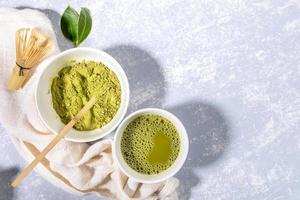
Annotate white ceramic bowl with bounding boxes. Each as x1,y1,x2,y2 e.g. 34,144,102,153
36,47,130,142
113,108,189,183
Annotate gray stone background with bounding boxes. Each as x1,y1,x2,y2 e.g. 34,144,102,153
0,0,300,199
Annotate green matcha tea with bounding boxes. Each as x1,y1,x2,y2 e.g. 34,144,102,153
51,60,121,131
121,114,180,175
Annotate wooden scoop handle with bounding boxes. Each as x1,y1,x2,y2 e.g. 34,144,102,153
11,97,97,188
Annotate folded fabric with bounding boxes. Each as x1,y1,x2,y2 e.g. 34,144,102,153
0,7,178,200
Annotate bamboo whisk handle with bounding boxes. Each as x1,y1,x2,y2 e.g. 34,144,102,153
7,63,31,90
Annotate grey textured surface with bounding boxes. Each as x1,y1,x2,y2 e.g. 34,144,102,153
0,0,300,200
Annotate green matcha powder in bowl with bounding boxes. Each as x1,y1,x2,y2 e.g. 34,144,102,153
36,48,130,142
51,60,121,131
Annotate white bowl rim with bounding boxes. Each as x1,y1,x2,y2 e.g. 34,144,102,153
113,108,189,183
35,47,130,142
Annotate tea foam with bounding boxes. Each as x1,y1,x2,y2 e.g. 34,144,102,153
121,114,180,175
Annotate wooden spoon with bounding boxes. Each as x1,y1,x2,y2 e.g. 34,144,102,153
11,96,97,187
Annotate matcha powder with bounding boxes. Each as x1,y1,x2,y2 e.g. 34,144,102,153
51,60,121,131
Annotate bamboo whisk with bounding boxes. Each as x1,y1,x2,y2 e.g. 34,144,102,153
7,28,53,90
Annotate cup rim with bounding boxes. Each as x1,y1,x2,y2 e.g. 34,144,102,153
113,108,189,183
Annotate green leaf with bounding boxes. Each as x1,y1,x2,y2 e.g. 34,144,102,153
76,8,92,47
60,6,92,47
60,6,79,42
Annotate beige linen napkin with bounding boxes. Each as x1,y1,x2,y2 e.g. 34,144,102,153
0,7,178,200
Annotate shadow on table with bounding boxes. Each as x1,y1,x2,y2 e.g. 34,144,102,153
101,45,231,199
167,101,230,200
0,167,19,200
14,7,230,199
16,7,72,51
104,45,166,114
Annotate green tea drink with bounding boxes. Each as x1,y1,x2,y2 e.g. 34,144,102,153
121,114,180,175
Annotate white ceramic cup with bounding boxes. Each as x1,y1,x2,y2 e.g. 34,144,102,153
36,47,130,142
113,108,189,183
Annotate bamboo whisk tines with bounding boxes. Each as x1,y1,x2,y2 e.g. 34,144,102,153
7,28,53,90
